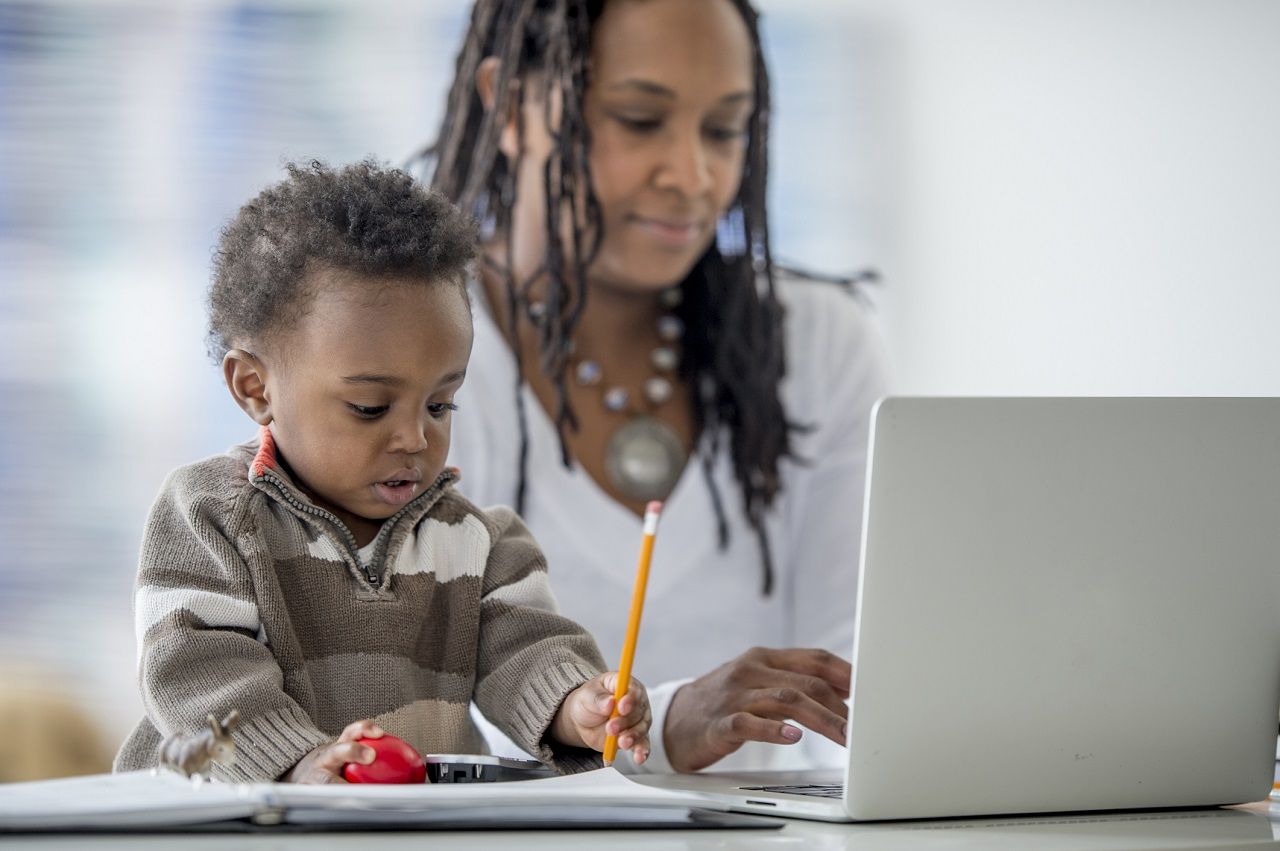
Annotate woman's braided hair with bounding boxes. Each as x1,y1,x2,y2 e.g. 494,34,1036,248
419,0,795,594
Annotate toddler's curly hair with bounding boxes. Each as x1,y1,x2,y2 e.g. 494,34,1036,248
207,158,476,360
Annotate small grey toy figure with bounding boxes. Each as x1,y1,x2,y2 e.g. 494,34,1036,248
157,710,240,782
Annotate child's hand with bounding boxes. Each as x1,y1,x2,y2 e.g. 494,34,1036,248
551,673,651,764
285,720,384,784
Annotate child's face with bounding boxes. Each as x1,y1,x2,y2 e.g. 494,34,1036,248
257,270,473,542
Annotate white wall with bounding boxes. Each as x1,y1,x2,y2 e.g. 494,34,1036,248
766,0,1280,395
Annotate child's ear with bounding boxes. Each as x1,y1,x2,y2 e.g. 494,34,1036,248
476,56,521,161
223,349,272,425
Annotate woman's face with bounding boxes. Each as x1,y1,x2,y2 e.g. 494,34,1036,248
502,0,755,296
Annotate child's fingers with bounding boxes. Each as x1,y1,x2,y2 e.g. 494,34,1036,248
615,681,648,716
620,728,652,765
322,742,375,774
608,694,651,735
576,689,613,727
613,712,652,747
598,672,632,703
610,699,653,755
338,720,384,742
583,673,646,735
616,728,650,751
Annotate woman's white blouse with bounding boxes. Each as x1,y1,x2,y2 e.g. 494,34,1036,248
449,276,892,772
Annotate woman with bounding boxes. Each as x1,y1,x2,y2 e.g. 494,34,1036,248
422,0,889,772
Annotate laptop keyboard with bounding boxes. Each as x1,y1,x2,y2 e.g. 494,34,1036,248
738,783,844,799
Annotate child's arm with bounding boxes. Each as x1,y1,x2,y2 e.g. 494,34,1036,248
549,673,652,764
126,467,331,782
470,506,615,772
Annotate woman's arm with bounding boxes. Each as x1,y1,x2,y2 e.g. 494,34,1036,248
654,285,892,773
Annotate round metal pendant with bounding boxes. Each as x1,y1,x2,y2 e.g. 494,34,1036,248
604,416,687,502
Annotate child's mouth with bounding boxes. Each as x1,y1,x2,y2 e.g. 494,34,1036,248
372,479,419,506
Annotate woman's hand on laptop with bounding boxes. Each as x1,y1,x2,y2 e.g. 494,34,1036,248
664,647,851,773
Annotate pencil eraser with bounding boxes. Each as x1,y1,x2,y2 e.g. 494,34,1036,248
646,501,663,515
342,733,427,784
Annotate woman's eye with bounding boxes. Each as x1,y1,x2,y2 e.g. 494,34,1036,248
428,402,460,418
615,115,662,134
706,124,747,143
348,403,389,419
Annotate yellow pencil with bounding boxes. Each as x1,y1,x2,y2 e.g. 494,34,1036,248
603,500,663,765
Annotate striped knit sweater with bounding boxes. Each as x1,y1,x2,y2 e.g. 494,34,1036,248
114,429,606,782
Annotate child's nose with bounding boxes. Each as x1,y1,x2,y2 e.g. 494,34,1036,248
389,416,430,454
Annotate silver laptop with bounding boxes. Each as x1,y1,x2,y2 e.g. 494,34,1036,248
635,397,1280,821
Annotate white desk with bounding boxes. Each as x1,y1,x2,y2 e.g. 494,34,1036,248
3,804,1280,850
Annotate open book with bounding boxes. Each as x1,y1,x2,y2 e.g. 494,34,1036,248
0,768,779,832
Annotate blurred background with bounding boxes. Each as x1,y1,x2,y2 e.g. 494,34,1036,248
0,0,1277,781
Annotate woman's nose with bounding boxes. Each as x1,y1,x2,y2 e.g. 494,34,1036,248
655,128,712,197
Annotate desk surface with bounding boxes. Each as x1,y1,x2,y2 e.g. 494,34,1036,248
4,803,1280,851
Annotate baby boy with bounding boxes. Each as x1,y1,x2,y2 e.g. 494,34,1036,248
113,160,650,782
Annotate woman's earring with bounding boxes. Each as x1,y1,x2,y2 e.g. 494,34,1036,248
475,198,497,241
715,205,747,258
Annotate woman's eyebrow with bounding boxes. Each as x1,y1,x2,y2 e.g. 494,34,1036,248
608,79,674,97
607,79,752,105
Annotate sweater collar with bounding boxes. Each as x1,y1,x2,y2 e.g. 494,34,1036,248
241,425,461,539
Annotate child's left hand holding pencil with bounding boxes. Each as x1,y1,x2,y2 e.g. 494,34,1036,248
551,673,651,765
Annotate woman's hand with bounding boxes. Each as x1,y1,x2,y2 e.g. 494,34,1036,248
663,647,851,773
284,720,384,784
550,672,652,764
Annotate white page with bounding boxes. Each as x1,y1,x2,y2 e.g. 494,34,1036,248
0,771,262,829
264,766,722,813
0,768,722,831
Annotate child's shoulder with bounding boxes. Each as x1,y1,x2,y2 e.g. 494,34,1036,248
153,437,262,516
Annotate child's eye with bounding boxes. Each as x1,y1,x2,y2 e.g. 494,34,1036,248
348,403,389,419
427,402,459,419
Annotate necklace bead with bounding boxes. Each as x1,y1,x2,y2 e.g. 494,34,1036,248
520,291,689,501
603,387,630,412
650,346,678,372
643,377,674,406
657,315,684,342
575,360,602,387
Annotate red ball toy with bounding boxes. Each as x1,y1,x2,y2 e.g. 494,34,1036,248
342,733,427,784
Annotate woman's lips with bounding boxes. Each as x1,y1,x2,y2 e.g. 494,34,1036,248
632,217,703,249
